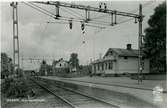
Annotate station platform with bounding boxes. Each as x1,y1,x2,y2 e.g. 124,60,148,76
40,76,167,108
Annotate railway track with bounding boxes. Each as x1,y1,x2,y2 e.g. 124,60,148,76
31,78,120,108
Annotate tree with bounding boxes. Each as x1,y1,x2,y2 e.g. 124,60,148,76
1,53,9,78
69,53,79,71
46,65,52,75
1,53,14,78
144,2,166,73
39,60,47,75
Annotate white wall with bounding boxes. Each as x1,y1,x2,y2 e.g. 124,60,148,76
91,56,150,75
91,61,116,74
142,59,150,73
104,69,115,74
55,61,68,68
117,57,149,74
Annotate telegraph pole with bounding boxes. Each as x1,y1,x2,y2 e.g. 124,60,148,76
10,2,20,76
138,4,143,84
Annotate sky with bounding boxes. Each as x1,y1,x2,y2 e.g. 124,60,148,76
0,0,164,70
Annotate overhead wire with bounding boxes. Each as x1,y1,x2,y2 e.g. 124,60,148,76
61,7,83,19
22,2,55,18
23,2,109,29
116,0,155,24
95,0,156,33
90,0,154,23
90,1,155,28
90,0,154,58
22,2,78,23
91,14,109,20
26,2,144,33
64,7,84,18
29,2,56,17
90,1,156,55
23,1,155,36
23,2,81,21
25,2,87,54
23,1,156,30
29,2,81,20
90,1,154,21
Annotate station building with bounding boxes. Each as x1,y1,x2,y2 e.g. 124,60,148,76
91,44,150,75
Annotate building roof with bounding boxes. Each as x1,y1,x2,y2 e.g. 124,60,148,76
104,48,139,57
52,58,68,65
91,48,140,64
91,57,116,64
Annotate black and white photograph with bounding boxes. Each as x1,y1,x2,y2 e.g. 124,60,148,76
0,0,166,108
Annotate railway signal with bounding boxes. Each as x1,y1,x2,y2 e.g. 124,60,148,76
69,20,72,29
99,2,107,12
104,3,107,11
99,3,102,9
81,22,85,31
134,17,137,23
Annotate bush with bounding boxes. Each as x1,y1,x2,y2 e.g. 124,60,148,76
114,73,119,77
2,77,31,98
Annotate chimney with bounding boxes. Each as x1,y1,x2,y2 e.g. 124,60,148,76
127,44,132,50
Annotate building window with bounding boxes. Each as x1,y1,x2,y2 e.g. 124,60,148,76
105,63,108,69
59,64,61,67
108,62,113,70
98,64,100,71
124,56,128,59
96,64,98,71
102,63,104,70
94,65,96,72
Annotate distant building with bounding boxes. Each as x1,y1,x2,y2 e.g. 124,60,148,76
52,58,69,75
52,58,69,69
91,44,149,75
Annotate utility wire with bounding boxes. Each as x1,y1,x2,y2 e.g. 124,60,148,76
125,0,155,14
23,2,110,28
26,2,108,28
64,7,84,18
91,14,109,20
25,2,84,21
61,7,82,19
117,17,134,24
23,2,79,21
90,1,154,24
23,2,145,31
91,19,111,24
90,1,154,21
23,2,55,18
29,2,81,21
116,1,155,23
94,17,135,35
30,2,56,16
30,2,83,21
94,0,156,33
47,21,68,24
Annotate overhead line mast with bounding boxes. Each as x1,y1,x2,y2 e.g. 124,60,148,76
10,2,20,76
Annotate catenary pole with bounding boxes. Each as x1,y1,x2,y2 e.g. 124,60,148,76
10,2,20,76
138,4,143,84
